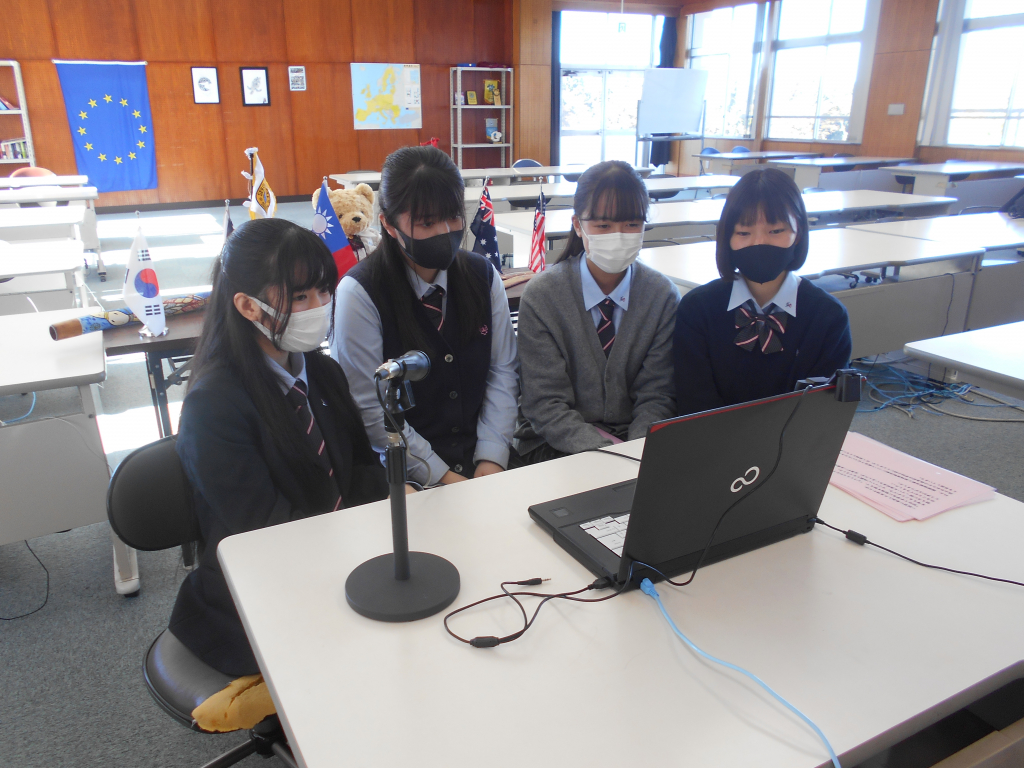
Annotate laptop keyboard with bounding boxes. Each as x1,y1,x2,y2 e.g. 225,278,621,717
580,514,630,557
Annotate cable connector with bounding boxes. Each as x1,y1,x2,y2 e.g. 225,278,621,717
845,529,868,546
639,578,658,597
514,577,549,587
470,636,501,648
588,576,614,590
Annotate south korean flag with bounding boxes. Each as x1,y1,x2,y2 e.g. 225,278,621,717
123,227,166,336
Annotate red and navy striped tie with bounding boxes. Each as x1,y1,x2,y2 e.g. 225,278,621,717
596,297,616,357
422,286,445,331
286,380,342,511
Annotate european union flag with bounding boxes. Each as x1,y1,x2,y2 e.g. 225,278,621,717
54,61,158,193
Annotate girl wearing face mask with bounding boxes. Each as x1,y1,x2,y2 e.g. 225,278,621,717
513,160,680,463
332,146,518,485
673,168,852,416
169,218,388,725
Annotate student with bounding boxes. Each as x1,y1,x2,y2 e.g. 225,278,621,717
332,146,518,485
170,218,388,723
514,160,680,461
673,168,852,416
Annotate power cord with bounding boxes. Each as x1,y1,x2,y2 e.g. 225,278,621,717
812,518,1024,588
373,372,409,451
0,392,37,426
0,542,50,621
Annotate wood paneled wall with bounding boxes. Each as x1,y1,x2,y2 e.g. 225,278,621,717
0,0,513,206
513,0,553,165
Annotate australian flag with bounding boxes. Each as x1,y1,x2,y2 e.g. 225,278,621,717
54,61,157,193
470,186,501,272
312,178,357,285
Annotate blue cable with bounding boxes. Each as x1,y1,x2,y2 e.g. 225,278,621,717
2,392,36,424
639,578,842,768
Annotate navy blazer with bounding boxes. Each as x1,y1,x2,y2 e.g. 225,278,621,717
169,353,388,677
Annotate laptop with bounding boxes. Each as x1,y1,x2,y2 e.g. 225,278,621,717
528,372,862,588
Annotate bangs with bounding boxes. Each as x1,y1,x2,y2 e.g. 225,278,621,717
271,228,337,303
581,182,648,222
402,166,466,224
735,197,800,228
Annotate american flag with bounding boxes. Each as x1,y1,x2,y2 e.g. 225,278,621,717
528,192,546,273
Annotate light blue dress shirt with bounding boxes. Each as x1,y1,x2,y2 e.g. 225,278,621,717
263,351,307,394
579,254,633,332
727,271,801,317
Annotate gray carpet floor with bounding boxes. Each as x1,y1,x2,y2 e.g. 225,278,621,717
1,205,1022,768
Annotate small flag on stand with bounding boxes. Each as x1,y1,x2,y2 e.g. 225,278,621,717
123,224,166,336
312,178,357,284
529,193,547,273
470,183,501,272
222,199,234,241
241,147,276,219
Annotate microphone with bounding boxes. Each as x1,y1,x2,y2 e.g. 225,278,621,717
375,350,431,382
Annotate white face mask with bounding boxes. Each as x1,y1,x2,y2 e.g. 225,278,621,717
249,296,332,353
582,231,644,274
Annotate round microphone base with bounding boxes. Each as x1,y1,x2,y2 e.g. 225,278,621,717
345,552,460,622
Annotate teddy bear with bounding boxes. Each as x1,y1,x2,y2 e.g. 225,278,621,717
311,182,380,262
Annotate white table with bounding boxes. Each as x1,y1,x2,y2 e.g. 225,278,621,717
495,190,956,266
904,322,1024,400
464,175,739,206
331,164,655,188
0,175,88,189
0,309,138,593
850,212,1024,252
0,204,103,279
695,150,821,175
219,441,1024,768
882,162,1024,196
0,186,100,254
768,157,916,189
0,240,87,311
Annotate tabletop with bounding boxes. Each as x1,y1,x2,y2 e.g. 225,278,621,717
219,440,1024,768
102,309,205,357
331,165,654,186
0,205,89,228
0,175,89,188
638,228,984,289
904,321,1024,387
465,175,738,203
850,212,1024,250
0,239,85,278
693,151,822,161
0,186,98,204
0,308,106,394
882,162,1024,176
769,156,916,169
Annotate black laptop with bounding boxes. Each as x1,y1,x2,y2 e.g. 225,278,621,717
529,372,862,588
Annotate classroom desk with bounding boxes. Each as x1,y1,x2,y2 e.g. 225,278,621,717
0,186,100,253
767,157,916,189
218,441,1024,768
695,150,821,175
0,174,88,188
464,175,739,207
904,322,1024,401
331,165,655,188
494,190,956,266
638,227,983,359
0,308,138,594
0,239,87,312
881,162,1024,196
0,204,103,278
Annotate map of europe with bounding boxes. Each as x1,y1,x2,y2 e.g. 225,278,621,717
350,63,422,131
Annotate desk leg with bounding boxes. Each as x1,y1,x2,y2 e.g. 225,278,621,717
706,157,732,175
111,528,140,596
146,352,174,438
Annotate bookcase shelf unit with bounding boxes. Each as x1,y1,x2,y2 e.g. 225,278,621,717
0,61,36,166
449,67,513,170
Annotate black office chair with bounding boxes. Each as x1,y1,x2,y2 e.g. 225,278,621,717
107,437,297,768
646,172,678,201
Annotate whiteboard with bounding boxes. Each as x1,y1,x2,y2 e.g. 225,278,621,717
636,68,708,136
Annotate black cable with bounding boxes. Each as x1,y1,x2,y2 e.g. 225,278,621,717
812,517,1024,589
584,447,642,463
373,372,409,451
0,541,50,621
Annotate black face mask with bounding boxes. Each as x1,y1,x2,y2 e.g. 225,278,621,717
396,228,462,271
730,242,797,284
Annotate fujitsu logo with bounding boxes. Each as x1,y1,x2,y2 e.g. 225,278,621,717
730,466,760,493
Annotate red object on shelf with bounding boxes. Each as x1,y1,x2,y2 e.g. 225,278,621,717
420,137,440,149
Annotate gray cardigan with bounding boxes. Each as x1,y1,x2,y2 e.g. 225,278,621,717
514,254,680,455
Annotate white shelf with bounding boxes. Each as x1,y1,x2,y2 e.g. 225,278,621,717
0,61,34,167
455,105,511,110
452,66,513,72
450,67,513,170
0,158,30,164
0,109,24,115
455,143,512,148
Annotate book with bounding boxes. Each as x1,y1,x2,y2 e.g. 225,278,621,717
483,79,499,105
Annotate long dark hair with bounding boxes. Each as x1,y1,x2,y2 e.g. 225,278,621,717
188,218,370,495
715,168,809,281
560,160,650,261
368,145,489,353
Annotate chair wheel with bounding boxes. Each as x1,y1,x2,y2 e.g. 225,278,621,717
123,589,141,598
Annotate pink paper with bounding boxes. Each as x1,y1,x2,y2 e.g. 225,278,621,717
595,427,623,445
829,432,995,522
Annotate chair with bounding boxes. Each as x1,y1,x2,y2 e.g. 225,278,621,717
10,166,59,207
802,187,826,194
831,152,856,172
107,437,298,768
645,172,678,201
944,159,972,182
731,146,750,154
509,159,547,209
698,147,720,176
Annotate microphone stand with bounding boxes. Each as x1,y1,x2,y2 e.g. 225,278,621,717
345,377,461,622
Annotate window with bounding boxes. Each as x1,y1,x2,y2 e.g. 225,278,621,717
559,12,665,166
686,4,765,139
921,0,1024,147
766,0,882,142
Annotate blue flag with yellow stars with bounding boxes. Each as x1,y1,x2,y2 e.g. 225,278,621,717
54,61,157,193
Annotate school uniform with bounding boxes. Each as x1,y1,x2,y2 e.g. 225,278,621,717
332,251,519,485
514,253,680,456
673,272,852,416
169,351,387,677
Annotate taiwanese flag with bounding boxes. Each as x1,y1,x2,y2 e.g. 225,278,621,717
312,178,356,283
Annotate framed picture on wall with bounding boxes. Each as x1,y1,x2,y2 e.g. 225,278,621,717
240,67,270,106
191,67,219,104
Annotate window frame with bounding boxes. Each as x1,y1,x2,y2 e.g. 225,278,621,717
763,0,883,144
919,0,1024,148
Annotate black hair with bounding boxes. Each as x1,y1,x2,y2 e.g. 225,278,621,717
560,160,650,261
188,218,370,494
368,145,489,353
715,168,809,281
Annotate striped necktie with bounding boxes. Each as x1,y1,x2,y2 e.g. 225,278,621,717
596,297,616,357
734,300,787,355
285,379,342,511
422,285,445,331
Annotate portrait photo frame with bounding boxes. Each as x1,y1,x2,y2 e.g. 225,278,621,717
191,67,220,104
240,67,270,106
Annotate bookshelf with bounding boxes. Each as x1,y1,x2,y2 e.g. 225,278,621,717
449,67,513,170
0,61,35,166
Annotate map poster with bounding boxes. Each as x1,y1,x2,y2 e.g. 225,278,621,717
350,63,422,131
